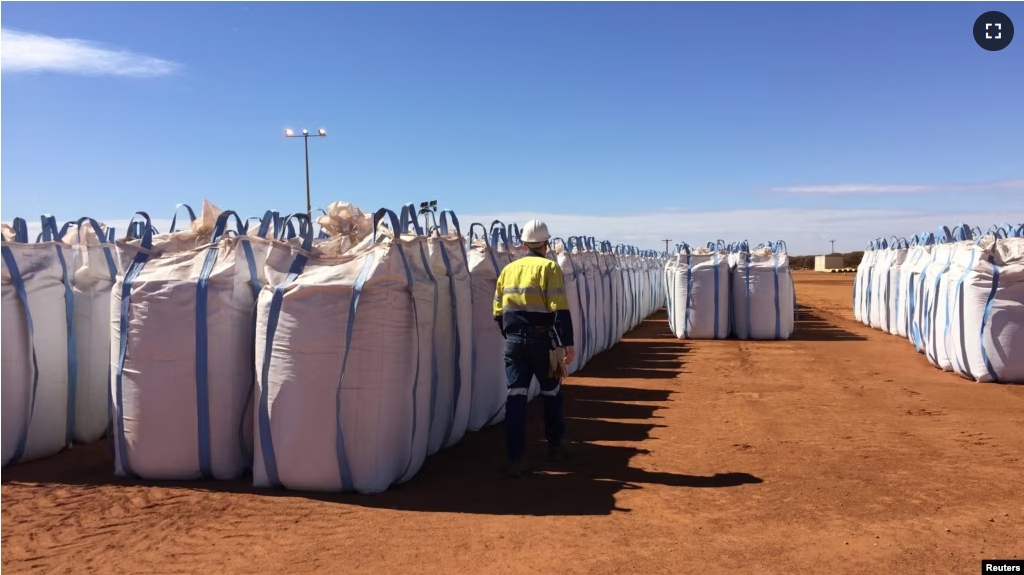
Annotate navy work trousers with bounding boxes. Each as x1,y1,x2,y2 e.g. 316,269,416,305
503,332,565,464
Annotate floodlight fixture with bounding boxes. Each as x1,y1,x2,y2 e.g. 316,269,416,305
283,126,329,215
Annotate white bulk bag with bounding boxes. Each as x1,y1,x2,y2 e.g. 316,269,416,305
628,251,639,333
606,249,625,343
2,219,72,467
621,250,638,332
592,246,608,353
664,256,677,335
424,210,474,451
253,210,434,494
571,238,594,363
917,241,955,358
58,217,120,443
944,231,1024,383
868,241,895,330
731,244,795,340
576,240,600,364
592,243,612,354
668,244,729,339
604,247,623,348
409,220,455,457
726,243,745,337
617,247,637,336
465,224,513,430
920,226,976,370
872,238,909,334
895,237,935,340
908,239,946,352
854,240,883,326
112,208,266,480
553,239,587,374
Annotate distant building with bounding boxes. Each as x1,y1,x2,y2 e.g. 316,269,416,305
814,254,845,272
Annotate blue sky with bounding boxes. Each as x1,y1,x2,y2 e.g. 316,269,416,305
2,2,1022,253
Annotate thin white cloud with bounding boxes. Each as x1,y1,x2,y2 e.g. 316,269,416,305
458,208,1024,255
773,179,1024,195
1,28,179,77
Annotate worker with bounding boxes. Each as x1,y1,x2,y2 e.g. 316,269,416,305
493,218,575,477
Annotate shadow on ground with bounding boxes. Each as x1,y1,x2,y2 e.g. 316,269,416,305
3,312,762,517
790,308,867,342
575,315,690,379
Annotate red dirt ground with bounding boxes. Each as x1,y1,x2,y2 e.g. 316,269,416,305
3,271,1023,574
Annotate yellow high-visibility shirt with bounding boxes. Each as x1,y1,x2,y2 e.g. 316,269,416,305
493,254,573,346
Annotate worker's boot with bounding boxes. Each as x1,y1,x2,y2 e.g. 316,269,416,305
505,458,529,478
547,441,572,462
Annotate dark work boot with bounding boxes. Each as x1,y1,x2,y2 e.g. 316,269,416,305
505,458,529,478
547,441,572,462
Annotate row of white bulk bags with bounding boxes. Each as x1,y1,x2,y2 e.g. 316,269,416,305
854,221,1024,384
112,204,267,480
3,215,120,453
945,230,1024,383
499,231,666,367
613,249,663,336
860,230,954,348
2,218,74,467
665,244,730,339
729,242,795,340
524,238,666,373
618,248,661,334
858,235,921,336
253,209,433,494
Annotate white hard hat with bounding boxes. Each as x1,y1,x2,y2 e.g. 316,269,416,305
521,219,551,243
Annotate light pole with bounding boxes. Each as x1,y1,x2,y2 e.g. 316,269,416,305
663,238,672,254
285,127,327,215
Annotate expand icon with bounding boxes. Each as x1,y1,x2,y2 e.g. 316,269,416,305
974,11,1015,51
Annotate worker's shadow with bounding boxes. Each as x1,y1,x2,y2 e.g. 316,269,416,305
2,312,763,517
